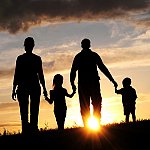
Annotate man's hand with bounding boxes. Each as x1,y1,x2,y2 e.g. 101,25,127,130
112,80,118,88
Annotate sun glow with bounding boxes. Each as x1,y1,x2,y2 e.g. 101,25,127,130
87,116,100,131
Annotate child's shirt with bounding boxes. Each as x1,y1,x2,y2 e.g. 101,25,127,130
50,87,70,111
115,86,137,106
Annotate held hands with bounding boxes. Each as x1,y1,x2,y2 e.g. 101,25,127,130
12,90,17,101
45,97,53,104
43,90,52,104
70,89,76,97
43,88,48,99
43,89,53,104
73,89,76,95
71,83,76,94
112,80,118,89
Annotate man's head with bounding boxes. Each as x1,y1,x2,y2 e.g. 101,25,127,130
81,38,91,49
24,37,35,53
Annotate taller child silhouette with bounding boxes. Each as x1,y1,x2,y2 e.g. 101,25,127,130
70,38,118,127
12,37,48,134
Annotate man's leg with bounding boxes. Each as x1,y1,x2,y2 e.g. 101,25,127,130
30,91,41,133
17,90,29,135
91,81,102,124
78,84,90,127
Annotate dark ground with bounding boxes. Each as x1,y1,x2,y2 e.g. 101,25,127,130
0,120,150,150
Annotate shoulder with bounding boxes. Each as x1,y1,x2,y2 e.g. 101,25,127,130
72,51,82,63
32,54,42,63
91,50,101,59
16,54,25,62
130,86,136,92
74,51,81,58
130,86,138,98
17,53,41,59
91,50,98,55
17,54,24,59
32,53,41,59
132,87,137,96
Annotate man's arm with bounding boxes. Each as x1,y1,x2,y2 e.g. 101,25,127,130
12,57,19,101
70,56,78,92
38,57,48,98
97,55,118,88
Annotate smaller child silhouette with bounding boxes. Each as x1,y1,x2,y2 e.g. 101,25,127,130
115,77,137,123
46,74,75,130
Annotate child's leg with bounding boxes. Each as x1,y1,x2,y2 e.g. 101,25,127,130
132,110,136,122
54,110,61,129
125,114,129,123
55,109,66,130
59,109,66,130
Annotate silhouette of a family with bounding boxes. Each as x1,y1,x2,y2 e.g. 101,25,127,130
12,37,137,134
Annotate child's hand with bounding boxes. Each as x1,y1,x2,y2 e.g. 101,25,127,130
45,97,53,104
72,87,76,94
45,96,49,101
48,99,53,104
43,89,48,98
71,84,76,93
70,90,76,98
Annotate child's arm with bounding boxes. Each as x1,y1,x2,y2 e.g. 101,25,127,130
65,89,76,98
115,87,122,94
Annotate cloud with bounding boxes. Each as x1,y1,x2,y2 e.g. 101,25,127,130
134,30,150,40
43,53,74,73
0,102,18,111
0,53,74,78
1,41,150,78
1,32,150,79
95,40,150,68
0,68,14,78
0,0,150,33
0,123,20,128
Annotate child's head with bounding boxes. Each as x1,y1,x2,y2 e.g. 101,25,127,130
53,74,63,88
122,77,131,87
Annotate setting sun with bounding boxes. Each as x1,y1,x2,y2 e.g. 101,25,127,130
87,116,100,131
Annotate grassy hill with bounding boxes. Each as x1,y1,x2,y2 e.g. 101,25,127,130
0,120,150,150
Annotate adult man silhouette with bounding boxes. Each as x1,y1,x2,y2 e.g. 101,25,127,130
70,38,118,127
12,37,48,134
